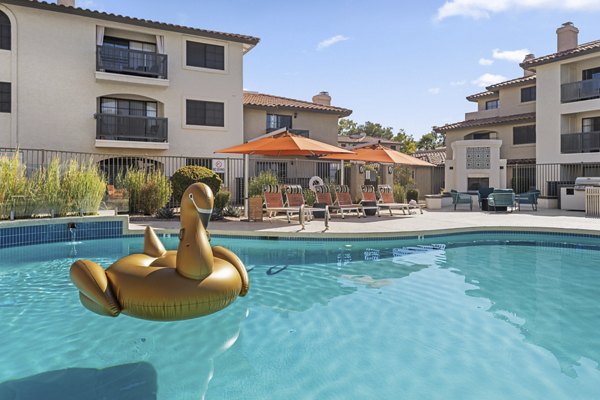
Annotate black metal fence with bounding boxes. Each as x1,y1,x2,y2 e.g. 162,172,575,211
96,114,168,142
97,46,168,79
509,162,600,197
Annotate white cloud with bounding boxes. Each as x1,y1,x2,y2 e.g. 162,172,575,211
479,58,494,66
435,0,600,21
472,73,508,87
492,48,531,63
450,80,467,86
428,87,441,94
317,35,349,50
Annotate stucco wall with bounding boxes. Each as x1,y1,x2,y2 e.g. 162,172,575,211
243,107,340,145
3,3,246,157
445,125,536,161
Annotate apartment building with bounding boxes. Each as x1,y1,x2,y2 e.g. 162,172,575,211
435,22,600,201
0,0,259,160
243,91,352,145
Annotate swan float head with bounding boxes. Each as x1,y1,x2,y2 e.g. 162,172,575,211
177,183,215,280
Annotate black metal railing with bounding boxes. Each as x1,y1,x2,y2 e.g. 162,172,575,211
96,114,168,143
561,79,600,103
561,131,600,153
509,162,600,198
96,45,168,79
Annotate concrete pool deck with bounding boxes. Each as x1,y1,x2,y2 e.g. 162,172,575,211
128,207,600,238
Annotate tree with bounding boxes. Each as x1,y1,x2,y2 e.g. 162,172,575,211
338,118,359,136
360,121,394,140
392,129,417,154
417,131,445,150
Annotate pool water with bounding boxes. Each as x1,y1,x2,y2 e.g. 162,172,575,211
0,234,599,399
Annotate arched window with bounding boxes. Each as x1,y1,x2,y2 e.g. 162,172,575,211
0,11,10,51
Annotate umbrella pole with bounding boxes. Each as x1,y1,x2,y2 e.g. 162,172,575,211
244,154,249,220
340,160,345,185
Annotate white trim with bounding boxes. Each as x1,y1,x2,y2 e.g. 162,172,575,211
95,139,169,150
182,36,229,75
95,71,170,87
182,96,228,131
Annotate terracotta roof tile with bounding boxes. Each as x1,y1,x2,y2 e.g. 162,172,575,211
414,148,446,166
521,40,600,68
4,0,260,46
486,75,536,90
244,92,352,116
466,91,497,102
434,112,536,132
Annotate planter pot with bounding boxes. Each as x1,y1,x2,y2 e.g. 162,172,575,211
248,196,263,222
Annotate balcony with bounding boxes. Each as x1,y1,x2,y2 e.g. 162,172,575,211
561,131,600,153
95,114,168,150
561,79,600,103
96,46,169,86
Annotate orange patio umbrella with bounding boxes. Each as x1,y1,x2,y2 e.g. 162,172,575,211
320,143,434,167
215,131,354,156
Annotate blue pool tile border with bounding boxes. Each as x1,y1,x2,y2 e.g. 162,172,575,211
0,221,123,249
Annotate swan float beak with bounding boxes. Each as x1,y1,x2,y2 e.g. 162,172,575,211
189,192,212,229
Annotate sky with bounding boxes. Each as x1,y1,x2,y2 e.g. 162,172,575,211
80,0,600,139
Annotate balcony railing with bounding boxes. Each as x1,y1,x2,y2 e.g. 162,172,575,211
96,114,168,143
96,46,168,79
561,131,600,153
561,79,600,103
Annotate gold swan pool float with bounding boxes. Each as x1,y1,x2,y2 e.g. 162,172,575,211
70,183,249,321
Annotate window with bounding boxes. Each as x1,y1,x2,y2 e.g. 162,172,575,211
464,132,490,140
104,36,156,53
186,100,225,127
582,67,600,81
100,98,157,117
266,114,292,132
485,100,499,110
521,86,536,102
0,11,10,51
582,117,600,132
0,82,10,113
513,125,536,145
186,41,224,70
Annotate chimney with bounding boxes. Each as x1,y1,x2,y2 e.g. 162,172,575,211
312,91,331,106
522,54,535,77
556,22,578,52
57,0,76,7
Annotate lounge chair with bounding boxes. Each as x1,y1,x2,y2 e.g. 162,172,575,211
263,185,303,223
335,185,365,218
360,185,381,217
477,187,494,210
284,184,313,221
377,185,422,215
313,184,362,219
487,190,516,212
450,190,472,211
516,190,540,211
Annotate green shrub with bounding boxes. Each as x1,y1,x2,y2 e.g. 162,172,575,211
303,189,316,206
212,190,231,220
122,169,172,215
60,160,107,215
0,152,32,218
393,184,406,203
156,207,175,219
223,205,242,218
406,188,419,202
248,171,279,197
171,166,222,202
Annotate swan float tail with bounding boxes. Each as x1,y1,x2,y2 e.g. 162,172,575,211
70,259,121,317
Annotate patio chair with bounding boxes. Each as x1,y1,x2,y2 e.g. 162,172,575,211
516,190,540,211
450,190,472,211
335,185,365,218
263,185,302,223
477,187,495,210
377,185,423,215
487,190,516,212
284,184,313,221
360,185,381,217
313,184,362,219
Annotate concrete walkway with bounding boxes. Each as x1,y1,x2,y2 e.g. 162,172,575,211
128,207,600,238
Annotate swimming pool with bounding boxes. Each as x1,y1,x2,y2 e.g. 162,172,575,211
1,233,599,399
